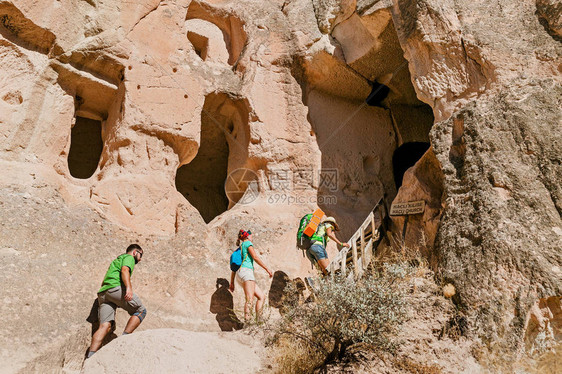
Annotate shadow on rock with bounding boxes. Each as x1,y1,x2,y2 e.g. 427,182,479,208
269,271,306,314
210,278,243,331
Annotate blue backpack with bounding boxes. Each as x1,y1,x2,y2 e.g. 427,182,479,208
230,247,242,272
230,243,251,272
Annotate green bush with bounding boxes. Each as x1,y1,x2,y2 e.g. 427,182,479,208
270,263,411,371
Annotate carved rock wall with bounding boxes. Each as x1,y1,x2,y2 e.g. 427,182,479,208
0,0,561,372
389,0,562,366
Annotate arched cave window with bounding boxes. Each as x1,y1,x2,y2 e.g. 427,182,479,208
392,142,430,189
175,107,230,223
175,93,252,223
67,116,103,179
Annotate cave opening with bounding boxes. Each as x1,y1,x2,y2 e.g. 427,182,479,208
176,113,230,224
67,116,103,179
175,93,251,223
55,51,120,181
392,142,430,189
299,7,435,238
187,31,209,60
185,1,247,66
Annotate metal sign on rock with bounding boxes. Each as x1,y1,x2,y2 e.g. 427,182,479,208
390,200,425,216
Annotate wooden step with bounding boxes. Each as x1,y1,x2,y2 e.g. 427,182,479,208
327,198,386,279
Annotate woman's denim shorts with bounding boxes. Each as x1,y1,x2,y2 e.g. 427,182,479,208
306,244,328,262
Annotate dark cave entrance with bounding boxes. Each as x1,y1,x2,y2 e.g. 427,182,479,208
67,116,103,179
392,142,430,189
175,112,230,224
175,91,256,223
295,5,438,239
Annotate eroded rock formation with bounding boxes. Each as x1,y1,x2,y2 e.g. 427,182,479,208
390,0,561,366
0,0,560,372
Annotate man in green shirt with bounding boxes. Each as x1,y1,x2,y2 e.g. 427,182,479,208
87,244,146,358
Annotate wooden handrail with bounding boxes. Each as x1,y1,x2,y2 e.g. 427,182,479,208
327,198,386,280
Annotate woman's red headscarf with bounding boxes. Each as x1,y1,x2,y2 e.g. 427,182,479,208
238,229,251,240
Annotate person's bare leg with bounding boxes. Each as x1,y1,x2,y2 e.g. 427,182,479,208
242,280,256,321
317,258,330,276
90,322,112,352
254,284,266,319
123,315,141,334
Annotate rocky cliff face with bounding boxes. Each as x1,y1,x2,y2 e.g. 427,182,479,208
0,0,560,372
390,0,561,367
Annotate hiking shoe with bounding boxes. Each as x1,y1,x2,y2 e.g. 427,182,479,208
305,276,319,294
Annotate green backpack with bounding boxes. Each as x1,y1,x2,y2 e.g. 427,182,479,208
296,214,325,249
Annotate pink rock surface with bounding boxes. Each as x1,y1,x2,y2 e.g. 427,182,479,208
0,0,560,372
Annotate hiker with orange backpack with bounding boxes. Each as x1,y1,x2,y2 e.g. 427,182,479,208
298,214,349,276
229,230,273,321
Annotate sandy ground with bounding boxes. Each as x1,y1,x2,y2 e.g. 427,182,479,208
82,328,269,374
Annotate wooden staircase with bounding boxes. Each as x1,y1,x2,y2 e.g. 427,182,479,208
327,197,387,280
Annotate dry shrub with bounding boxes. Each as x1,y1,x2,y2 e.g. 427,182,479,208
268,262,412,371
382,232,432,276
273,337,325,374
